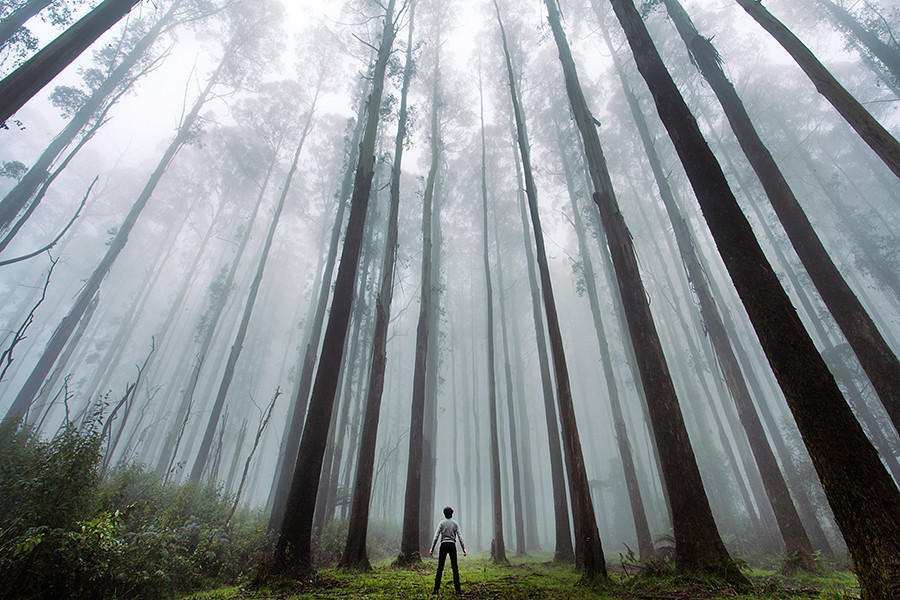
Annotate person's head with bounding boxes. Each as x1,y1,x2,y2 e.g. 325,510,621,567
443,506,453,519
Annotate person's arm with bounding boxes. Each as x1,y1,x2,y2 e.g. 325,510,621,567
457,524,466,555
430,523,441,555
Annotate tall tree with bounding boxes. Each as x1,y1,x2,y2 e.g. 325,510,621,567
339,0,417,570
0,0,143,125
397,7,441,564
478,64,507,565
496,0,604,578
188,78,322,483
509,114,573,563
660,0,900,440
267,93,367,529
553,114,653,562
544,0,743,581
607,0,900,596
1,36,236,427
0,0,184,238
735,0,900,179
271,0,401,576
814,0,900,87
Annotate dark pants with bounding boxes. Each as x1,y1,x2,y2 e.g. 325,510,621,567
433,542,461,594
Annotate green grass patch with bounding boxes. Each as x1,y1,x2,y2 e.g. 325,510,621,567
182,555,860,599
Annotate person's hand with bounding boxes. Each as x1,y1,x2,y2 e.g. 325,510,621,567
429,551,433,557
463,550,467,556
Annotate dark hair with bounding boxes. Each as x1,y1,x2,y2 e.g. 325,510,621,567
443,506,453,518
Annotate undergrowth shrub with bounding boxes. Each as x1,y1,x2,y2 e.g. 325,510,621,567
0,421,270,599
312,518,400,567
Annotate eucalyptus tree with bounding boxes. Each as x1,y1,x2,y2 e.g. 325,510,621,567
0,0,143,126
268,89,368,529
2,2,276,427
0,0,84,49
0,0,220,246
550,111,653,561
397,2,443,564
656,0,900,439
607,0,900,596
542,0,745,582
189,32,335,483
477,65,507,565
272,0,405,577
508,108,573,564
734,0,900,179
339,0,417,571
813,0,900,87
495,0,603,577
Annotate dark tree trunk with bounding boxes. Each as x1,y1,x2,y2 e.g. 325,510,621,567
609,0,900,596
189,91,318,483
509,76,573,567
267,98,366,530
663,0,900,438
546,0,741,581
0,0,142,126
478,68,507,565
397,26,440,564
0,3,173,236
554,117,654,562
497,1,604,578
271,0,397,577
0,0,54,48
491,203,526,557
735,0,900,179
340,1,417,569
1,49,224,427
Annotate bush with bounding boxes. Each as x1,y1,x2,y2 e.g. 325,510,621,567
0,422,271,599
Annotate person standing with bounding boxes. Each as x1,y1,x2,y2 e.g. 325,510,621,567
430,506,466,594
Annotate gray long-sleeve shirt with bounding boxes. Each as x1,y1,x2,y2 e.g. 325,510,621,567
430,518,465,553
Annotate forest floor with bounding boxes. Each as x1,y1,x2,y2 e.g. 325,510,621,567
182,555,860,600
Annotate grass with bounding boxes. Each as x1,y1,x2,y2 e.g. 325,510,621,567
180,554,861,600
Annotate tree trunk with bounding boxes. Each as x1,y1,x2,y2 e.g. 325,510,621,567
491,201,526,557
609,0,900,596
478,67,507,565
547,0,743,581
554,116,654,562
0,0,142,126
0,2,173,236
267,96,366,530
663,0,900,437
735,0,900,179
497,1,604,578
397,24,440,564
2,46,226,427
271,0,396,577
189,90,318,483
509,76,574,566
340,1,416,569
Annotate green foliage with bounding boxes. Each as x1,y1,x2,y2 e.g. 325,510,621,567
311,518,400,567
0,159,27,180
0,424,271,599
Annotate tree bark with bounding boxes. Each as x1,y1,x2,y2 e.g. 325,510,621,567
498,0,604,578
609,0,900,596
340,0,417,569
664,0,900,438
272,0,397,577
478,66,507,565
397,22,440,564
735,0,900,179
0,0,142,126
